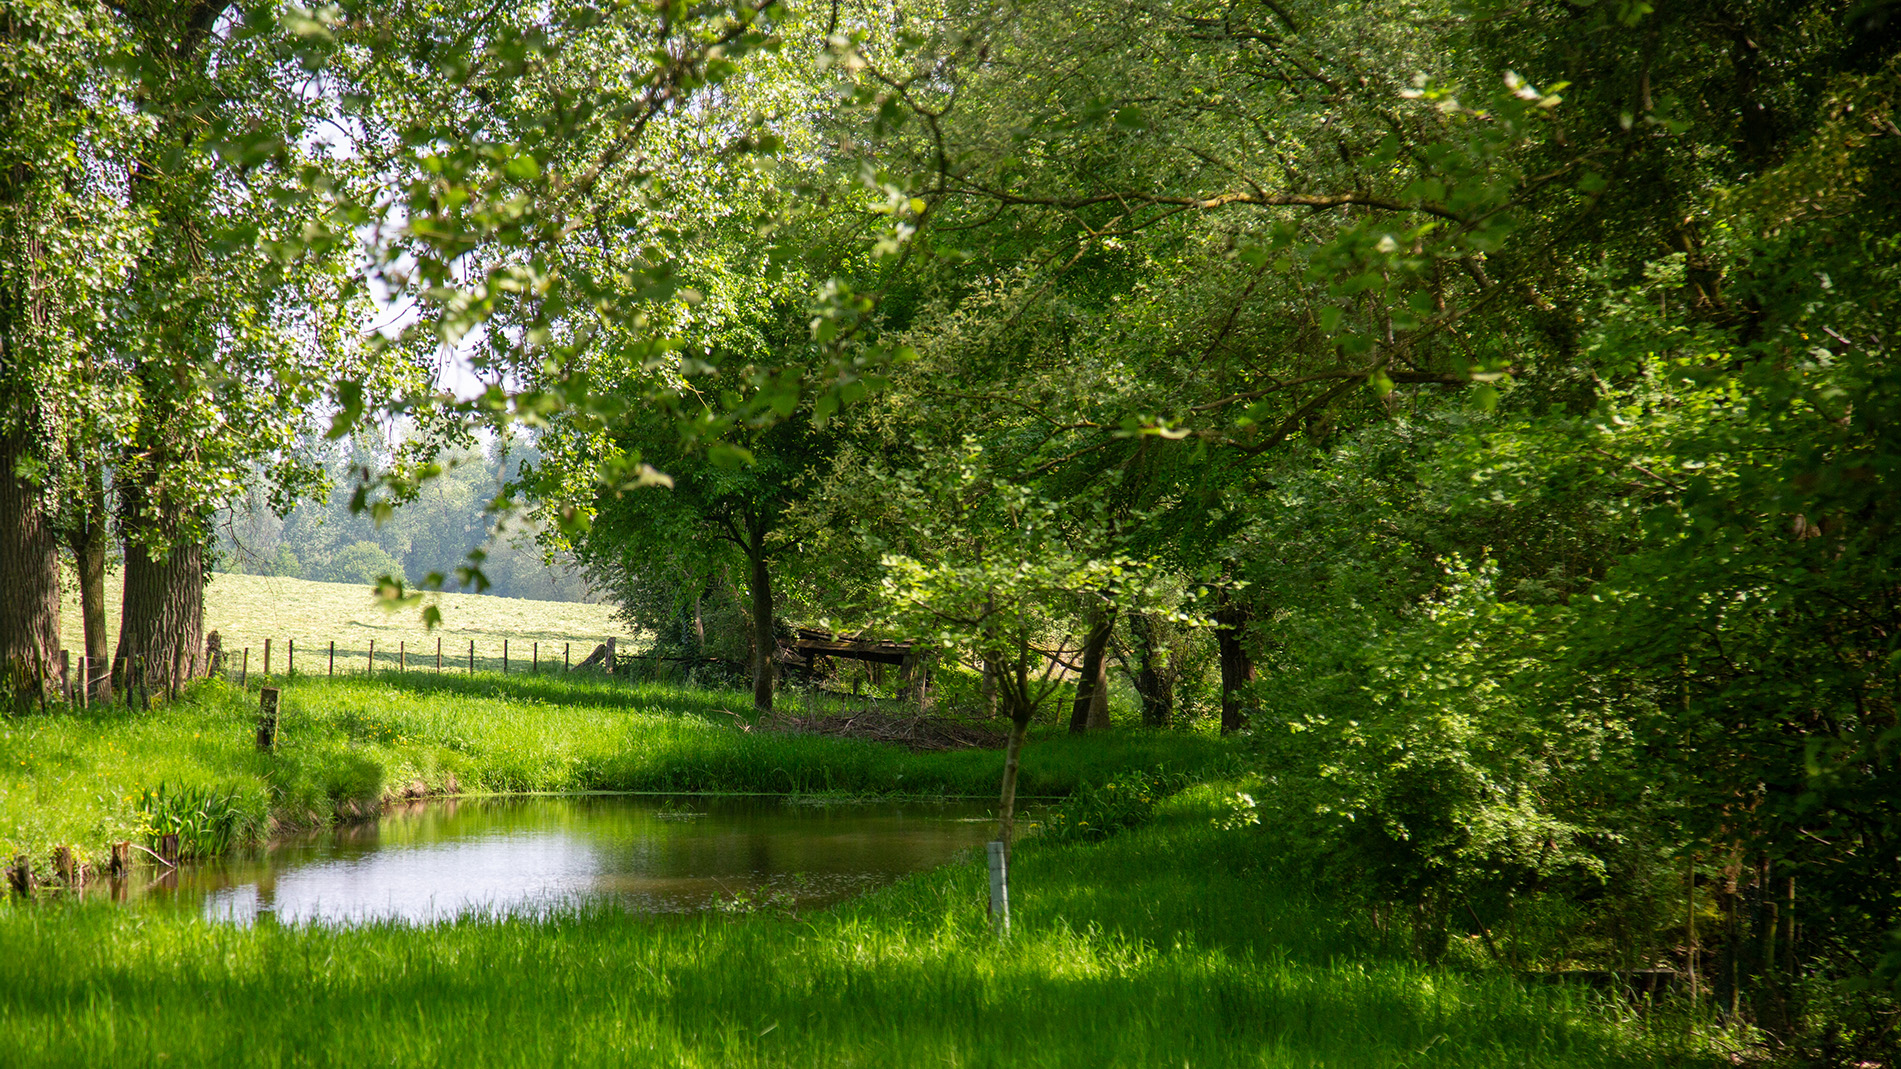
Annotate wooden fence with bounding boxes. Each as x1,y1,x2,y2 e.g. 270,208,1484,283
41,634,634,709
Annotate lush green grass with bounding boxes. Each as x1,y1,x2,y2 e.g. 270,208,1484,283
0,784,1720,1068
58,571,638,675
1,673,1230,871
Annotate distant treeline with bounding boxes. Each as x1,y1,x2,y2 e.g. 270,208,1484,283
216,436,596,604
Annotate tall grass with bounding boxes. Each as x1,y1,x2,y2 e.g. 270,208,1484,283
1,674,1230,873
0,786,1723,1068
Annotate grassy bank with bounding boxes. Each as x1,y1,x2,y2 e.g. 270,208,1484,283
0,784,1721,1068
1,674,1230,871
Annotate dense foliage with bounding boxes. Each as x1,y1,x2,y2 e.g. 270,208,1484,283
3,0,1897,1058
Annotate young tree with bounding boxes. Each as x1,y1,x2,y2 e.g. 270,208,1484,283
863,439,1182,851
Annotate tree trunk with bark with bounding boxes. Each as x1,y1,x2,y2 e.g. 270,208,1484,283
1067,605,1116,733
1130,611,1174,728
994,655,1037,859
1215,593,1254,735
0,426,61,709
748,546,775,712
0,106,61,709
65,457,111,700
996,713,1030,859
113,485,205,695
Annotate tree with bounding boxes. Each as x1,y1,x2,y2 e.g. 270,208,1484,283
562,299,846,710
73,2,370,693
862,438,1181,849
0,1,143,704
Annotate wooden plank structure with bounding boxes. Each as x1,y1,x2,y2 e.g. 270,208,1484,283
781,628,912,670
780,629,932,708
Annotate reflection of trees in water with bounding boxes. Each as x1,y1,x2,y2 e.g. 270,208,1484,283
102,797,991,922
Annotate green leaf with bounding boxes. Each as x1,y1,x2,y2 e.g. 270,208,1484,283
708,441,755,468
327,380,364,440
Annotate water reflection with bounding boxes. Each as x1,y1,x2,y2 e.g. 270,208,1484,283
120,795,996,926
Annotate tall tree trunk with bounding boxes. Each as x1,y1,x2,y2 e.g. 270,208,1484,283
1130,611,1173,728
0,108,60,708
748,546,775,712
1067,605,1115,733
692,580,706,651
114,485,205,695
66,456,111,700
980,592,998,716
996,674,1033,859
1215,592,1254,735
0,425,61,708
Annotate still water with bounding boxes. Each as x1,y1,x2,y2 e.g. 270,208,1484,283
114,795,998,926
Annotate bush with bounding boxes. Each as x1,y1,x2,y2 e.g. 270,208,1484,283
320,541,402,585
1036,769,1175,844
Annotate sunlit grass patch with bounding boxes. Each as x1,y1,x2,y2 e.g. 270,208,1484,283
57,571,638,676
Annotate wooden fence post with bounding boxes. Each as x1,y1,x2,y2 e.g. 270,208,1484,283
60,650,70,703
503,639,509,674
264,637,272,678
158,834,179,864
328,640,335,677
533,642,539,673
239,648,249,688
77,655,88,709
54,845,77,886
288,638,295,676
565,643,570,671
400,640,406,672
110,840,130,878
468,641,474,674
7,855,32,896
367,638,375,675
436,637,442,673
257,687,280,751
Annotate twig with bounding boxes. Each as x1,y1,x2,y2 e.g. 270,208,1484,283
128,842,176,868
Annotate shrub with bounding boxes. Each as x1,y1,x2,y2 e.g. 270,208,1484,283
1036,769,1177,844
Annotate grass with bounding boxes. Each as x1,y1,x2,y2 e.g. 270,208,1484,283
0,678,1726,1067
0,783,1723,1068
57,571,639,674
1,674,1232,871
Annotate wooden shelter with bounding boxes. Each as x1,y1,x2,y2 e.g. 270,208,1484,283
781,628,934,708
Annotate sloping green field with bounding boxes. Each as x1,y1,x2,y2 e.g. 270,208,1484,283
57,572,640,673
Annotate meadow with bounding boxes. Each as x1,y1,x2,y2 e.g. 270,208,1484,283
0,783,1727,1069
57,572,639,675
0,673,1229,870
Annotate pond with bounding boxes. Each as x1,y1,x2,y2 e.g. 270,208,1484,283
100,795,1001,926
